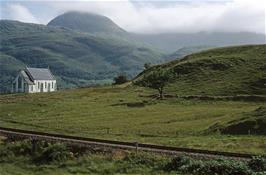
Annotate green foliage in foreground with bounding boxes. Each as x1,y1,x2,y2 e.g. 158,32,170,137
0,140,265,175
0,140,72,164
164,156,266,175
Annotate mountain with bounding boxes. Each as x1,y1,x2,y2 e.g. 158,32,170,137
1,12,265,93
48,11,127,36
48,12,265,53
165,45,215,61
0,20,163,93
130,32,266,53
134,45,266,96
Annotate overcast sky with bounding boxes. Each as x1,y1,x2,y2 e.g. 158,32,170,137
0,0,265,34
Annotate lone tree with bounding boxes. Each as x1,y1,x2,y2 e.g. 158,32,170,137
144,63,151,69
138,69,174,99
113,74,128,85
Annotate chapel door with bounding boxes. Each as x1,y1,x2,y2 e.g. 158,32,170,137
48,83,51,92
18,76,22,92
40,83,44,92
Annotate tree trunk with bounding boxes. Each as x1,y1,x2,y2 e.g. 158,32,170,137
158,87,164,99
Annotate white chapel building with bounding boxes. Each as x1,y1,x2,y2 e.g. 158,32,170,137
12,67,57,93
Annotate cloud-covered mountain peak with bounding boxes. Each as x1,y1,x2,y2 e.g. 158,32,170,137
48,11,126,35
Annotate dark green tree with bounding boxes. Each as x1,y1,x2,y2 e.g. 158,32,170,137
113,74,128,85
138,69,174,99
144,63,151,69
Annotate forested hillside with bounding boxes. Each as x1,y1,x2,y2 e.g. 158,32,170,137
0,20,163,92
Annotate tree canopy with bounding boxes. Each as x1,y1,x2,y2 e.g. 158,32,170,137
137,69,174,99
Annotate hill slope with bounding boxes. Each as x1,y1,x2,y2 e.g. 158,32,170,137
208,106,266,135
0,85,265,154
134,45,266,96
0,20,163,92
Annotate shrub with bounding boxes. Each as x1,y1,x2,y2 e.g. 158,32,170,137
163,156,192,171
164,156,252,175
113,75,128,85
123,153,154,167
0,146,15,162
33,143,72,164
248,156,266,172
3,140,33,156
144,63,151,69
123,153,165,168
203,160,251,175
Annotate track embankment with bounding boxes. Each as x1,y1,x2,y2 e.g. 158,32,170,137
0,127,255,160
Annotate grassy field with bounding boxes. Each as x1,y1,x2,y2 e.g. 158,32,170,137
0,85,265,154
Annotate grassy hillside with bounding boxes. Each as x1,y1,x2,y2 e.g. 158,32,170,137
135,45,266,96
208,106,266,135
0,20,163,93
0,86,265,154
0,45,265,155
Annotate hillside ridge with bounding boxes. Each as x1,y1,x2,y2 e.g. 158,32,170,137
134,44,266,96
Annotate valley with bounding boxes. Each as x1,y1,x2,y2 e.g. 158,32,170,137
1,11,265,93
0,9,265,175
1,45,265,155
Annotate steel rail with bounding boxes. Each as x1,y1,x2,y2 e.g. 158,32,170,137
0,126,256,160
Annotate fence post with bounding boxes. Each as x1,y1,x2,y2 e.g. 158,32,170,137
135,142,138,154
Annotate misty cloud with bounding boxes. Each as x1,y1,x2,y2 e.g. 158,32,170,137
1,3,39,24
0,0,265,34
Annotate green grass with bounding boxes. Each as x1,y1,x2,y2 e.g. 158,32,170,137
135,45,266,96
207,106,266,135
0,85,265,154
0,45,265,155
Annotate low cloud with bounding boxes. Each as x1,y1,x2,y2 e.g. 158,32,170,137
1,0,265,34
1,3,39,23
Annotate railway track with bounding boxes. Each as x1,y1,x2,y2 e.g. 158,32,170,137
0,126,256,160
